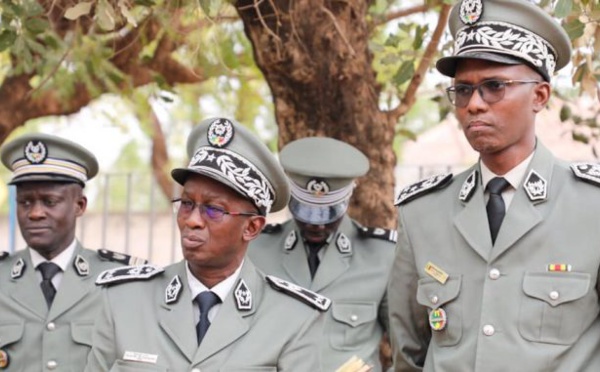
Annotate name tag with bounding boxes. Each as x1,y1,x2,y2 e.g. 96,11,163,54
123,351,158,364
424,262,449,284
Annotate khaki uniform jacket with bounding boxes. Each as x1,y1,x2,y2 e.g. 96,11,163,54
0,244,125,372
248,217,396,372
388,144,600,372
84,259,326,372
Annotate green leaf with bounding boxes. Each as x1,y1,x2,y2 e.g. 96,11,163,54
134,0,156,6
396,128,417,141
64,2,94,20
380,53,402,65
25,18,50,34
572,131,589,144
0,30,17,52
392,61,414,86
554,0,572,18
563,18,585,40
384,33,402,47
559,104,571,122
96,0,117,31
413,25,427,50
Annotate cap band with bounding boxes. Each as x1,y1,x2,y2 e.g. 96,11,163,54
289,180,355,207
11,158,88,183
188,147,275,215
455,21,557,78
289,196,349,225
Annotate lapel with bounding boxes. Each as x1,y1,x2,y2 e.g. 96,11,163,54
47,244,94,321
192,260,259,365
490,145,554,261
282,225,312,288
310,217,352,293
8,250,48,319
454,167,493,261
158,262,197,363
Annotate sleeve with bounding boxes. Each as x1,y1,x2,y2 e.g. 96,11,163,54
278,309,326,371
84,287,118,371
387,208,431,371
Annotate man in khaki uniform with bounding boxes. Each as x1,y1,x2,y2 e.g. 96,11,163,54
249,137,396,371
85,118,331,371
0,133,142,371
387,0,600,371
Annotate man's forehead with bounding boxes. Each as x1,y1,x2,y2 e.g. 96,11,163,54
16,181,78,193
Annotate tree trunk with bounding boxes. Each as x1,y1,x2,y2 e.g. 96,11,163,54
236,0,397,229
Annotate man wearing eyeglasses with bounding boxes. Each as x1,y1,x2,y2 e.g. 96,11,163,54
85,118,331,371
388,0,600,371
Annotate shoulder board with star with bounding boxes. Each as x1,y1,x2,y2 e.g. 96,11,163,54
353,221,397,243
265,275,331,311
570,163,600,187
395,173,453,206
261,223,282,234
95,264,164,286
0,251,9,261
97,249,148,266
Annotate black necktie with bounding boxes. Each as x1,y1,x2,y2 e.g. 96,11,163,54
194,291,221,345
486,177,510,245
38,262,61,308
307,244,323,279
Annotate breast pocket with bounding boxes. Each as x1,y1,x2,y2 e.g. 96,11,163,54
110,360,169,372
416,275,462,347
519,272,593,345
0,322,24,348
329,302,377,351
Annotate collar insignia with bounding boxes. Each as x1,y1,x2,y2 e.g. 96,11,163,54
266,275,331,311
207,118,234,148
284,230,297,251
459,0,483,25
234,278,252,311
570,162,600,186
24,140,48,164
165,275,183,304
306,178,330,196
523,170,547,201
73,254,89,277
11,258,25,279
458,170,478,202
336,232,351,254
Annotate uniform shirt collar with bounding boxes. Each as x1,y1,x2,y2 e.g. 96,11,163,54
480,151,535,191
30,239,77,272
185,259,244,303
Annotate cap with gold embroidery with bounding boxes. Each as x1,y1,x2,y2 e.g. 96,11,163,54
280,137,369,225
171,118,289,216
1,133,98,186
436,0,572,81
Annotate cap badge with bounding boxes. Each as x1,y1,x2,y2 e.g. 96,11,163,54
306,178,330,196
207,118,234,148
523,170,547,202
429,307,448,331
73,254,90,277
459,0,483,25
165,275,183,304
24,140,48,164
234,278,252,311
458,170,478,202
11,258,25,279
284,230,297,251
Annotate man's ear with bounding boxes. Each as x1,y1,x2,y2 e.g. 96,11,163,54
243,215,266,242
532,81,551,112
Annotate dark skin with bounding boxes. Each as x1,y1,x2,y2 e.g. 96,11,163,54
294,217,344,246
16,182,87,260
454,59,550,175
177,174,266,289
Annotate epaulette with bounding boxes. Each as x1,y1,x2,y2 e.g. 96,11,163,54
97,249,148,266
261,223,282,234
395,173,453,206
0,251,9,261
570,163,600,186
266,275,331,311
353,221,398,243
96,264,164,286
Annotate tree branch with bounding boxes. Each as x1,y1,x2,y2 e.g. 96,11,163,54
369,4,429,30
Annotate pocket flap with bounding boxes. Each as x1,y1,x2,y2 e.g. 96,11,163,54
416,275,461,309
0,322,24,348
331,302,377,328
71,321,94,346
523,272,590,307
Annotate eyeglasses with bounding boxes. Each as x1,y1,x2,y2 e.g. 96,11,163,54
171,198,259,222
446,79,541,108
